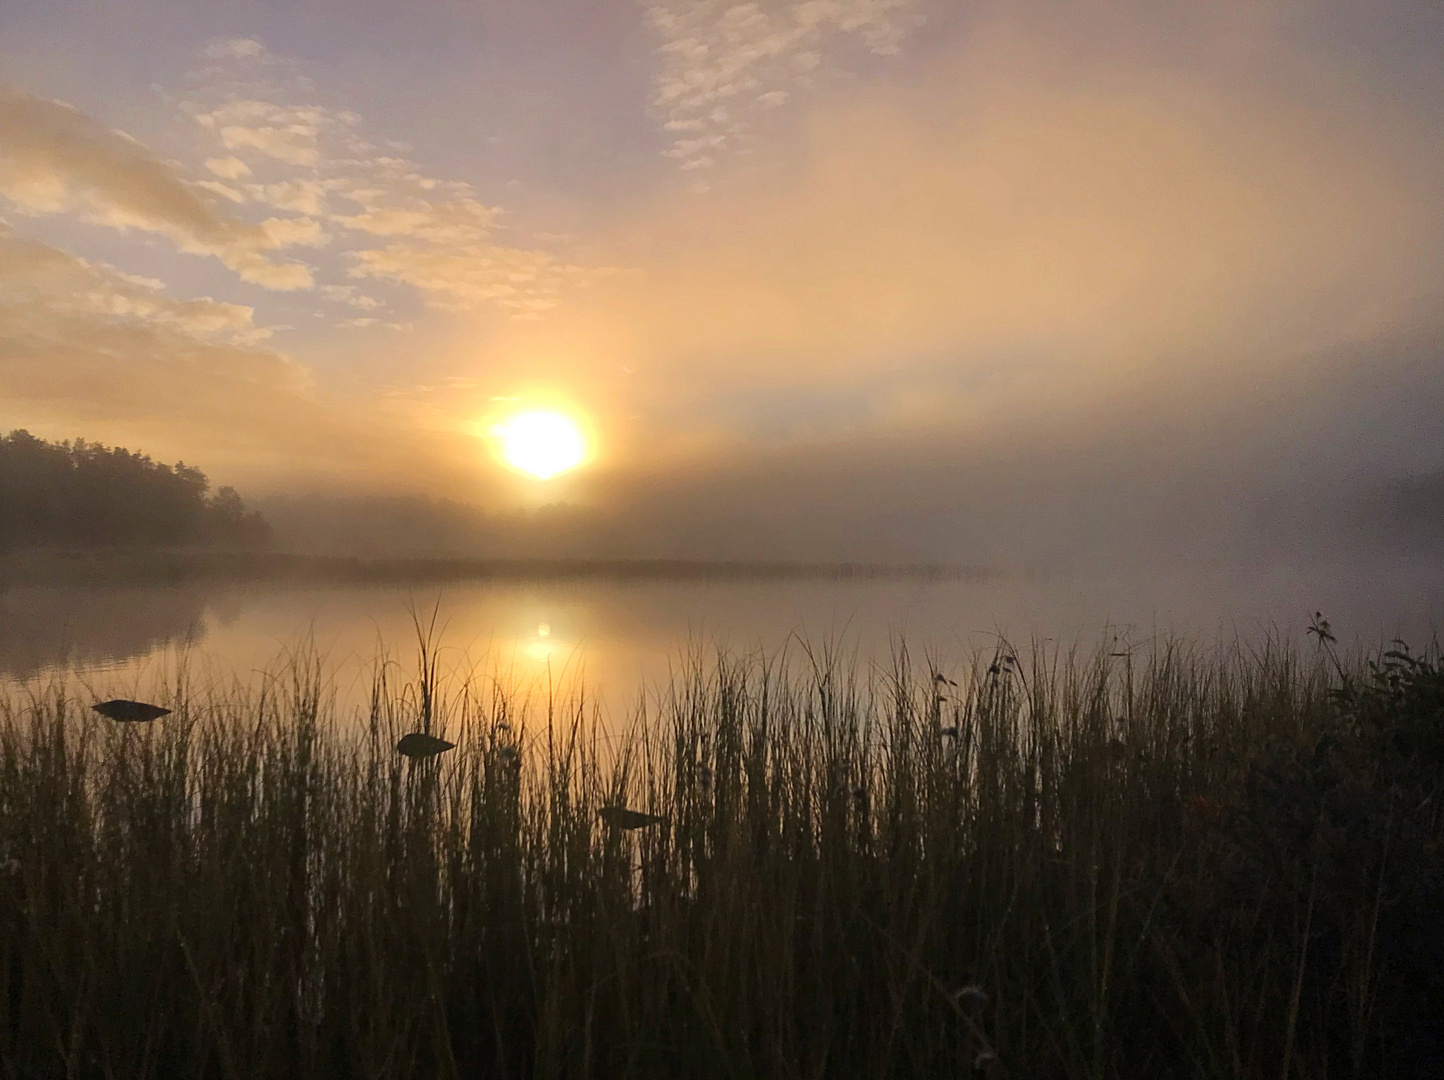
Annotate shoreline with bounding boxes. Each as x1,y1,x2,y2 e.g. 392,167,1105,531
0,548,992,587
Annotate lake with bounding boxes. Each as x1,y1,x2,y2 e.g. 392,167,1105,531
3,558,1441,717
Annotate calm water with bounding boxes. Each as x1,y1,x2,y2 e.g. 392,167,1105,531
3,560,1441,716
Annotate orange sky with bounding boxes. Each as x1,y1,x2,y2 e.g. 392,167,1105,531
2,1,1442,560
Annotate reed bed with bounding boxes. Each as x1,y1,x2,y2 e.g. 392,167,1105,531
0,632,1439,1079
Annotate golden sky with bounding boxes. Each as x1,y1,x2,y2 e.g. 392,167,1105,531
2,1,1442,559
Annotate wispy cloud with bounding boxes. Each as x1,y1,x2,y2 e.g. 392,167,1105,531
0,224,459,487
0,226,311,444
0,227,276,347
498,26,1444,477
178,40,604,316
644,0,922,179
320,284,382,309
0,88,316,288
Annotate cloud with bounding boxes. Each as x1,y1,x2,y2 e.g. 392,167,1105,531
177,51,607,316
0,88,316,289
0,226,478,490
454,19,1444,562
320,284,381,309
346,242,593,316
7,2,1442,569
249,179,326,215
603,48,1444,418
644,0,923,173
202,38,268,61
0,230,274,347
205,156,252,179
0,227,306,440
188,98,329,167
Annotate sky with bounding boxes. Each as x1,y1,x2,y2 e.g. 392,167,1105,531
2,0,1443,563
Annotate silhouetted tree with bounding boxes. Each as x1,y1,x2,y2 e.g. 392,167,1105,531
0,430,272,549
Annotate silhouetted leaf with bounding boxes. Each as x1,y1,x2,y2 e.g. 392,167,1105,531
396,732,455,759
92,699,170,722
598,805,665,830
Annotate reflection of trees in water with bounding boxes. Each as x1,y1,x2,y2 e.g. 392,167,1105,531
0,586,215,681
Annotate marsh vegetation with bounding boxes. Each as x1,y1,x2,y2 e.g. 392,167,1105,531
0,629,1439,1078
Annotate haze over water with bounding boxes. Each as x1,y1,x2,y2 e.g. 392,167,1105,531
6,562,1441,718
4,1,1443,722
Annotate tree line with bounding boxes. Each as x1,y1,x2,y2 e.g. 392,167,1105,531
0,430,271,549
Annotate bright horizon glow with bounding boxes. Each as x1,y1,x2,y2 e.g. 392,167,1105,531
491,410,588,479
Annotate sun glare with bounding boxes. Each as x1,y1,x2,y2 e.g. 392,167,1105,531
492,410,588,479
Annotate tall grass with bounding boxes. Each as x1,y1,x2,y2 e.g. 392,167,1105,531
0,633,1439,1079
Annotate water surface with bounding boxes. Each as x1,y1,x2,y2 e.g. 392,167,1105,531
3,560,1440,716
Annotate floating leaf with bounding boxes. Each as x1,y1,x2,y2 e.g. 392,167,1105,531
598,805,665,830
397,732,455,759
92,699,170,723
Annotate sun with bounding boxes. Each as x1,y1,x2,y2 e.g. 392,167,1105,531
491,410,588,479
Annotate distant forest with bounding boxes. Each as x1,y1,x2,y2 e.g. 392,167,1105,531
0,430,271,549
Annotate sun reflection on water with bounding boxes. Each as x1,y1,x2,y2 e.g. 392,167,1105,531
523,620,566,662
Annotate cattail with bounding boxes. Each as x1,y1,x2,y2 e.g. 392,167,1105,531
698,762,714,799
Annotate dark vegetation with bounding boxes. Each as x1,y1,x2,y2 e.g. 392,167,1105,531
0,626,1440,1079
0,430,271,550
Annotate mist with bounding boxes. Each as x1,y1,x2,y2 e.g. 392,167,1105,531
1,1,1441,573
